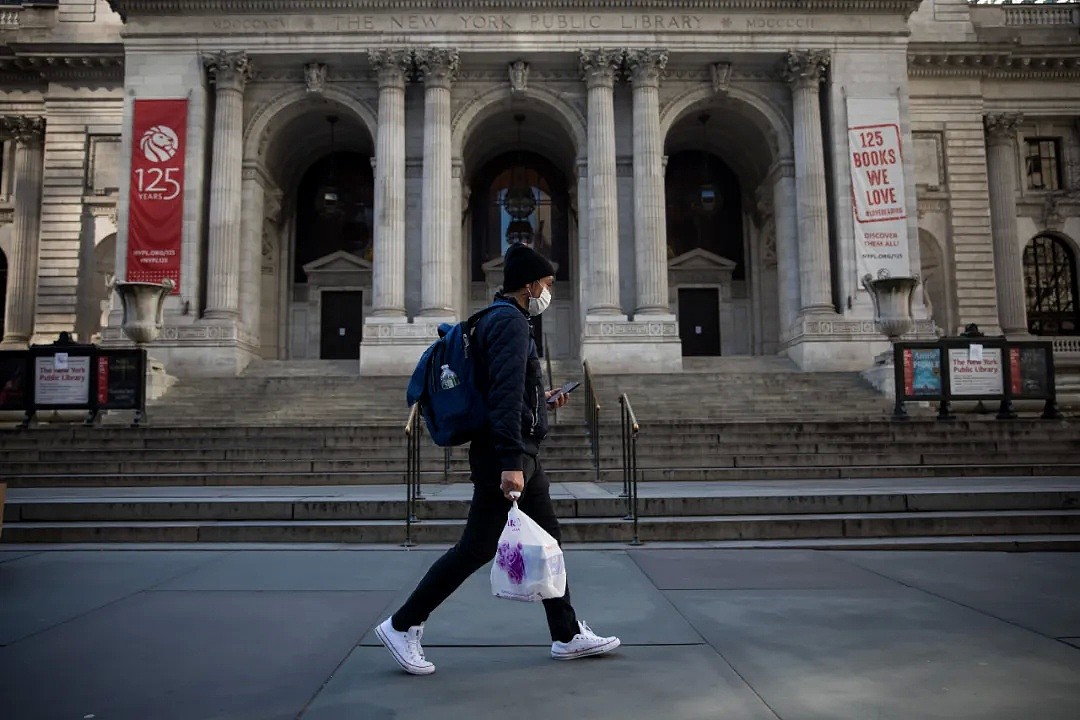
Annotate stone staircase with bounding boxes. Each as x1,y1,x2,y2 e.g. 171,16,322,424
1,358,1078,546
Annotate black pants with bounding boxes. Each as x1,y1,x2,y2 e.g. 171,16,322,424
392,443,579,643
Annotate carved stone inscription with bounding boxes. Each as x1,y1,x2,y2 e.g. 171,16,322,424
205,13,823,35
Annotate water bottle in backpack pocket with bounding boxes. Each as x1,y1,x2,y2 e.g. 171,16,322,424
406,304,516,447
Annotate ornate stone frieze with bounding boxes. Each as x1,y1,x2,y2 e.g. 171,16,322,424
414,47,459,88
583,318,679,340
508,60,529,95
780,49,830,87
304,62,327,93
203,50,254,89
369,48,411,87
579,48,623,89
0,115,45,146
107,1,925,21
786,317,938,344
624,48,668,86
908,51,1080,80
711,62,732,96
983,112,1023,144
0,55,123,84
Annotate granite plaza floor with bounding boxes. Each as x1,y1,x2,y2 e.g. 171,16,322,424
1,546,1078,719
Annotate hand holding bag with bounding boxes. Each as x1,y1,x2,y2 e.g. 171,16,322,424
490,501,567,602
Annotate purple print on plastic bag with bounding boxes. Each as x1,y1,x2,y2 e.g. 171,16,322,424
496,541,525,585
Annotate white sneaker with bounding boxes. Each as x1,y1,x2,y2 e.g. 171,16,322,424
375,617,435,675
551,621,620,660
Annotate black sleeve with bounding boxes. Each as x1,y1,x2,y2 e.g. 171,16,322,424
480,309,530,472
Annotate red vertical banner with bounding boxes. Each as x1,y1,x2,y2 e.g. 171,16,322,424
1009,347,1022,395
903,349,914,397
126,99,186,292
96,356,109,405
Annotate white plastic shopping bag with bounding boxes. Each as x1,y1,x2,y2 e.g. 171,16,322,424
490,500,567,602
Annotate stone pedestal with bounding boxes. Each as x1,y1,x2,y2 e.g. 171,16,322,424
359,320,440,377
580,315,682,374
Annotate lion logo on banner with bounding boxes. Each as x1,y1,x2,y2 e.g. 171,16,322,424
140,125,179,163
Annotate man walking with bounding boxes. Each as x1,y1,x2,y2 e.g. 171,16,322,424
375,242,620,675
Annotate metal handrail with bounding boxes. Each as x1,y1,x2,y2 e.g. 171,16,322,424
403,403,424,547
582,360,601,483
619,393,642,546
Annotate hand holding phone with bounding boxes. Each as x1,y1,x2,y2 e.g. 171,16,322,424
546,380,581,406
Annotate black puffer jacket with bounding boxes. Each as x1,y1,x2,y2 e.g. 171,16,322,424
473,295,549,471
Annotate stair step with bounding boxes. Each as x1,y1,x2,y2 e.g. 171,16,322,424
5,509,1078,544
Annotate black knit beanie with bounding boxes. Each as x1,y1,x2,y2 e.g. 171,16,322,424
503,242,555,292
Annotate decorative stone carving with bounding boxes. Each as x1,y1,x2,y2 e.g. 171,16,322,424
202,50,254,89
368,48,411,87
624,48,668,85
261,227,275,274
780,50,830,87
0,115,45,146
711,62,732,96
304,62,327,94
1041,193,1064,232
983,112,1023,144
414,47,459,88
508,59,529,95
755,186,777,268
579,48,623,88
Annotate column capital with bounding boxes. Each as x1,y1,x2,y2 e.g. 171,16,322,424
579,48,623,89
369,48,411,89
203,50,254,90
624,48,668,87
0,116,45,147
780,50,830,89
984,112,1023,144
414,48,459,89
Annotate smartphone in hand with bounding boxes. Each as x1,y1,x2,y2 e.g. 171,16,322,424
546,380,581,406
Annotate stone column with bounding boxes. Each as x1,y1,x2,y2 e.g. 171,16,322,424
202,51,253,319
782,50,833,315
369,48,410,318
770,159,800,338
0,116,45,348
626,48,670,316
984,112,1028,336
415,48,458,318
580,49,624,316
239,163,268,338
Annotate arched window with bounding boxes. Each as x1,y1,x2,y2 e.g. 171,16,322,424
294,151,374,283
664,151,744,278
1024,234,1079,335
470,152,569,283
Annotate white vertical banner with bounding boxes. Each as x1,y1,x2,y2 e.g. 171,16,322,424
847,97,911,281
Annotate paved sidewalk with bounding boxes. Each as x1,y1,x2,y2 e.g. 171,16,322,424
1,547,1078,719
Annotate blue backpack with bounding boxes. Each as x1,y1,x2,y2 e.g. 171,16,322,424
406,303,516,447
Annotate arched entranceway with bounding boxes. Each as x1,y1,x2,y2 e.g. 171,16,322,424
460,101,582,359
247,94,376,360
663,94,784,356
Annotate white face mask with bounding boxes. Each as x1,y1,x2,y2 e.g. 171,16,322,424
527,284,552,316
